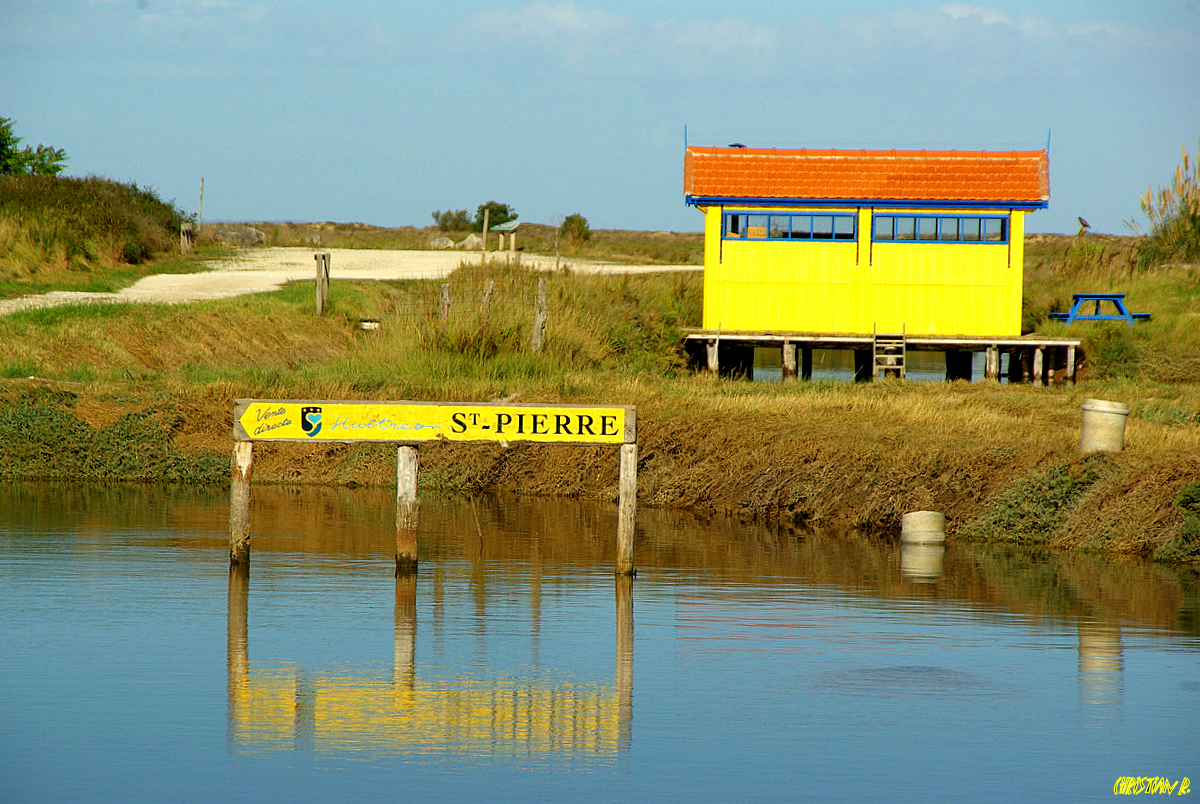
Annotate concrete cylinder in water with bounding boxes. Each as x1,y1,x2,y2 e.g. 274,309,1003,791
901,511,945,544
1080,398,1129,454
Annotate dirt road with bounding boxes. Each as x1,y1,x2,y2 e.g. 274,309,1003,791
0,248,699,315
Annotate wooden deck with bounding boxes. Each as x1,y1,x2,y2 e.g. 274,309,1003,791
682,329,1083,385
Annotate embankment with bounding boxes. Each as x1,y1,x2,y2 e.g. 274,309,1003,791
3,377,1198,563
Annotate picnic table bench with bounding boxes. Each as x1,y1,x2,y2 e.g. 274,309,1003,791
1048,293,1151,326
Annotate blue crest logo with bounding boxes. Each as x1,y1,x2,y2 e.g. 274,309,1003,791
301,406,323,438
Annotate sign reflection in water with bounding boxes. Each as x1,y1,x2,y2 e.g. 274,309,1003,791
226,565,634,757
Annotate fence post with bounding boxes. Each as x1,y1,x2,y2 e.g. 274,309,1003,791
531,275,548,353
481,278,495,317
314,252,331,314
439,283,451,329
180,222,194,254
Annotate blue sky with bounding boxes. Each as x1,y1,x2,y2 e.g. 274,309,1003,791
2,0,1197,234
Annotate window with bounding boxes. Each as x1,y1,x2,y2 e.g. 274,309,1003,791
873,214,1009,244
722,211,857,241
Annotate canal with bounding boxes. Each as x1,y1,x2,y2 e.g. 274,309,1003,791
1,482,1196,802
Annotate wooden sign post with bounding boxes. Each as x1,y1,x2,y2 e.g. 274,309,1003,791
231,400,638,574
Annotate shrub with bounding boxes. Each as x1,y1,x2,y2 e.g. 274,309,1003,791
559,213,591,246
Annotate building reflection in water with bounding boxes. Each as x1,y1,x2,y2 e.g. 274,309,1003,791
226,564,633,758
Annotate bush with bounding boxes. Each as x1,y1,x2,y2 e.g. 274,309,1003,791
559,213,591,246
432,209,470,232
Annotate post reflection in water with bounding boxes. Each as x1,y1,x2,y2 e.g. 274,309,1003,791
226,560,633,758
900,542,945,583
1077,620,1123,723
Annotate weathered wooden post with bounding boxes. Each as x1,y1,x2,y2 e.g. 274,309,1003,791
229,441,253,564
1033,347,1045,387
781,341,797,382
439,283,451,330
480,278,495,316
481,208,490,258
617,442,637,575
531,275,548,353
396,445,420,574
180,222,194,254
314,252,331,314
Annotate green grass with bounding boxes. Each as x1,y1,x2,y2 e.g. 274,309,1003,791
0,175,197,296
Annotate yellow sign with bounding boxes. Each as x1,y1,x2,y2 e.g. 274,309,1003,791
234,399,634,445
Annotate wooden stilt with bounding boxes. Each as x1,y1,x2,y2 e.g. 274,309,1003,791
396,445,419,574
706,338,719,373
617,442,637,575
1067,345,1076,385
229,441,253,565
781,341,797,382
1033,347,1044,387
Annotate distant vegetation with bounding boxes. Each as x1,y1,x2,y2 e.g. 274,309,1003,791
1135,140,1200,269
0,175,191,296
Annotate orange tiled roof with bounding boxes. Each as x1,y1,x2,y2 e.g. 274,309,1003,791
684,146,1050,205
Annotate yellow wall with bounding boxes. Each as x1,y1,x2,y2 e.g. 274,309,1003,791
701,205,1025,337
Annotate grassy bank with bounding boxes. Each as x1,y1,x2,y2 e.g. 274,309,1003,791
0,175,203,297
1,241,1200,563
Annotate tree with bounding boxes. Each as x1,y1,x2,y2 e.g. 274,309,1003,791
473,201,516,232
0,117,67,176
431,209,470,232
559,213,591,246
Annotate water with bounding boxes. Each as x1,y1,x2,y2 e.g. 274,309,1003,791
2,482,1197,802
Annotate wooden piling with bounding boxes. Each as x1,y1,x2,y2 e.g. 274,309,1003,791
396,445,419,574
531,275,548,353
706,337,719,373
617,442,637,575
1033,347,1044,387
229,441,253,565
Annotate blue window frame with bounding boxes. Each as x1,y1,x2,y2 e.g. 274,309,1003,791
873,214,1008,244
723,211,856,241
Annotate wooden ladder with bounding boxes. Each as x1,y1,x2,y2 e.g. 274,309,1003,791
873,326,906,379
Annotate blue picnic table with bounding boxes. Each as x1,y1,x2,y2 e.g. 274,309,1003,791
1048,293,1151,326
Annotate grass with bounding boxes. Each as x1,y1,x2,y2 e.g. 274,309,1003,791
0,175,202,297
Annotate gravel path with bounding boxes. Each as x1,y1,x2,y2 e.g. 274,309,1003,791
0,248,699,316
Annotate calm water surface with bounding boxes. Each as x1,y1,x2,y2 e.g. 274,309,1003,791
1,482,1197,803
